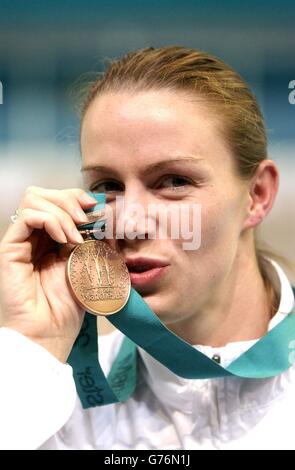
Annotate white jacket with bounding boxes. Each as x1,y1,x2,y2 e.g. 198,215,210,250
0,259,294,450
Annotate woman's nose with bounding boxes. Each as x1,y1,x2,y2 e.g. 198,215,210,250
106,188,154,250
117,189,149,239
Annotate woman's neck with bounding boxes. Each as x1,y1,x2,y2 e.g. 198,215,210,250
168,247,275,347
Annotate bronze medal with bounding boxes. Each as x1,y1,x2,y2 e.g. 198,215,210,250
67,240,131,316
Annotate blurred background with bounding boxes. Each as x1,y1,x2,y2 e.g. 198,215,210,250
0,1,294,332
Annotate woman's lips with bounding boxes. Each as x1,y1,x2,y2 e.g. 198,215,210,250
125,257,169,288
128,266,169,287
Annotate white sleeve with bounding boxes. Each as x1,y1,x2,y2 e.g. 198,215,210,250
0,327,77,450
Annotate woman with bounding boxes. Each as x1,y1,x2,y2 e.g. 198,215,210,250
0,46,294,450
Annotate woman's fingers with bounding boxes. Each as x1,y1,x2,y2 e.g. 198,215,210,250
20,186,97,223
2,186,98,247
18,195,85,245
2,208,79,246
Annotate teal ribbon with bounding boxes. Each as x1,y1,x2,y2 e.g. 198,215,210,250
68,193,295,409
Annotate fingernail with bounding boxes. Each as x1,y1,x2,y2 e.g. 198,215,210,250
59,233,67,244
75,208,89,222
80,193,97,204
71,227,84,244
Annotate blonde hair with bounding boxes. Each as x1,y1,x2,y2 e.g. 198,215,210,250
80,45,289,314
82,46,267,182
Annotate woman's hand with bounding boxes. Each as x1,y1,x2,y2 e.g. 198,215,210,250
0,186,97,362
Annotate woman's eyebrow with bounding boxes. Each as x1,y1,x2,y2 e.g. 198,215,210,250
81,164,118,175
143,156,205,174
81,156,205,174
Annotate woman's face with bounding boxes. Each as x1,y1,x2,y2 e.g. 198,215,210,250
80,89,249,326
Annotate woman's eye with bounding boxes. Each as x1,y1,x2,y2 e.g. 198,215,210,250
90,180,123,193
158,176,192,190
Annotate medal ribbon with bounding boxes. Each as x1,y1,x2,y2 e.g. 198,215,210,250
68,193,295,409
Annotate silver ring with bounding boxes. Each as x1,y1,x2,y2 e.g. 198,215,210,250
10,208,22,224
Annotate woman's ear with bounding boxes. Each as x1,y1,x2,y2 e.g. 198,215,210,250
242,159,279,230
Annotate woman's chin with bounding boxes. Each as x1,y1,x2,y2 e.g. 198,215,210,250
138,292,176,324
